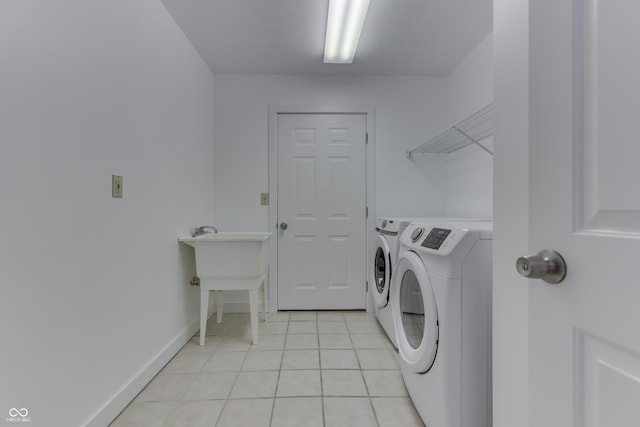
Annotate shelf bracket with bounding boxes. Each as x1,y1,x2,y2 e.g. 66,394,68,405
452,126,493,156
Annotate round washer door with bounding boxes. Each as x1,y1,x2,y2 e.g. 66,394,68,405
372,234,392,308
392,250,439,374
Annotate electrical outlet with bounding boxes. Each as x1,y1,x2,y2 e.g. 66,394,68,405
112,175,123,198
260,192,269,206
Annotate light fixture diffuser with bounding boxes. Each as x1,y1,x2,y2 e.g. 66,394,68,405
323,0,371,63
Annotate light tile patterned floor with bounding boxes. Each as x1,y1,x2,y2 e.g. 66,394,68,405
110,311,425,427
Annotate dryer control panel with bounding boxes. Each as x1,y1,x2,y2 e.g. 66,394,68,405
421,228,451,250
400,223,472,257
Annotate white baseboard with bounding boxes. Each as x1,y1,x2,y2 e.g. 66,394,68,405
82,301,217,427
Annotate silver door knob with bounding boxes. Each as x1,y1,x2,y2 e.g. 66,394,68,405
280,222,288,230
516,249,567,284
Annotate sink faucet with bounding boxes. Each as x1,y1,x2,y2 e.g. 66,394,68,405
191,225,218,237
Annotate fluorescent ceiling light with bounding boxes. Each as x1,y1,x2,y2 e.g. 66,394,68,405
323,0,371,64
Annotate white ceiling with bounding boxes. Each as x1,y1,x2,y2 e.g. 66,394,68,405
161,0,492,76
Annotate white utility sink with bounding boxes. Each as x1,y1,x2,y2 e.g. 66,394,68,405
179,232,271,278
179,232,272,345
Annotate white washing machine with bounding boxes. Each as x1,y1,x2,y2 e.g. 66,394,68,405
392,221,493,427
372,217,415,348
371,217,489,348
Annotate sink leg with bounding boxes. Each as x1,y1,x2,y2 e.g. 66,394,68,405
200,288,209,346
261,279,266,321
249,289,259,345
216,290,224,323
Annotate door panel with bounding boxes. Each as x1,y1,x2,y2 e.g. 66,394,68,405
328,235,349,288
295,236,315,288
277,113,367,310
579,0,640,232
529,1,640,425
329,157,350,215
578,332,640,427
295,158,316,216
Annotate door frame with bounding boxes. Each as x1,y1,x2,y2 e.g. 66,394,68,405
493,0,530,425
268,105,376,312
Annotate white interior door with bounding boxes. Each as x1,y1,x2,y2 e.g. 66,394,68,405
528,1,640,425
277,113,367,310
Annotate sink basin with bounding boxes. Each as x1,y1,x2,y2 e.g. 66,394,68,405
179,232,272,278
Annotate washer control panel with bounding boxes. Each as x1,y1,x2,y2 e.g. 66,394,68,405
376,217,411,235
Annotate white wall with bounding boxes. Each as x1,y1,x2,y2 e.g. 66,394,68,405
212,74,448,232
446,34,494,125
0,2,215,426
443,34,494,219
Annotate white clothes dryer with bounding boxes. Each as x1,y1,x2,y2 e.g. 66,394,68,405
371,217,489,349
392,221,493,427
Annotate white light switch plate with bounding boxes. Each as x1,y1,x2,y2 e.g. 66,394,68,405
112,175,123,198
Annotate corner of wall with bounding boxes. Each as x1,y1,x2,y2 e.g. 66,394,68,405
442,31,495,219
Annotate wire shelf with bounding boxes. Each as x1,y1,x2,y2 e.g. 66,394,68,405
407,103,494,157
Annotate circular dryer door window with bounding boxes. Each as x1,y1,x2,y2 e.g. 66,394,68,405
372,234,391,307
393,251,438,374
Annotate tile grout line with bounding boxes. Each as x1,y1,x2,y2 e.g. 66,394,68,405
355,329,383,427
267,356,282,427
318,314,326,427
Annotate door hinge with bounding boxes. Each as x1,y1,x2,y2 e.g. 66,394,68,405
366,280,369,292
365,132,369,144
366,206,368,218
